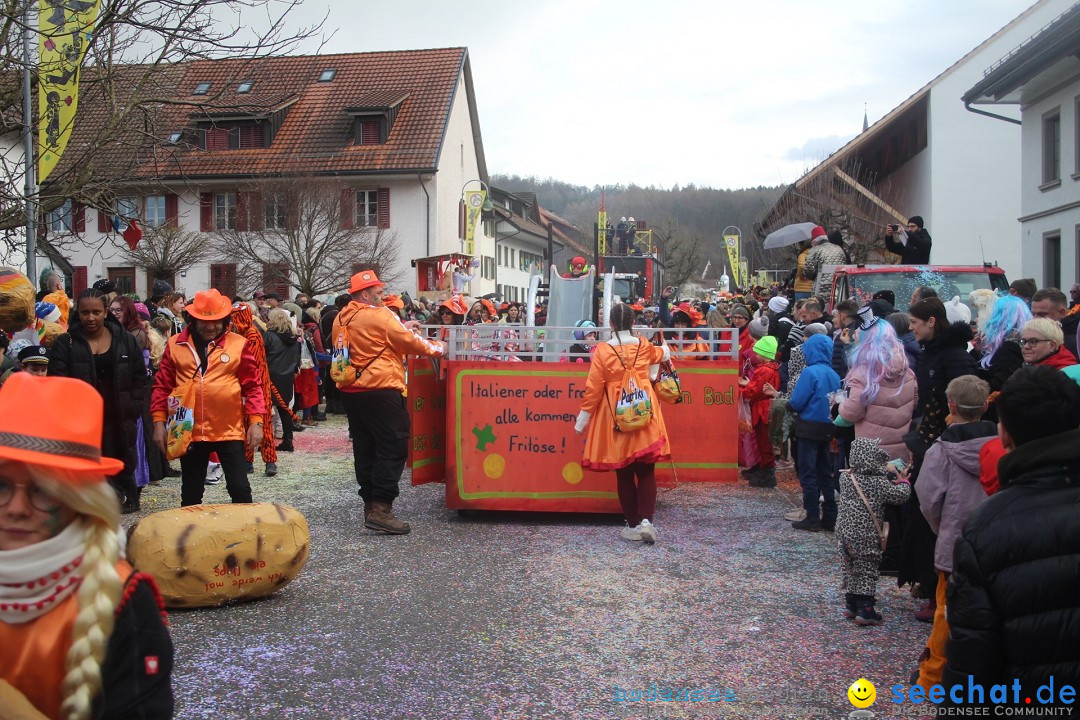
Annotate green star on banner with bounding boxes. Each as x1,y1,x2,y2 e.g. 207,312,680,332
472,424,496,451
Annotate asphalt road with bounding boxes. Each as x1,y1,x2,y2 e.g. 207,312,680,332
126,415,930,720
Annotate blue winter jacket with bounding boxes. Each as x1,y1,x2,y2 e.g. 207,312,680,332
788,334,841,423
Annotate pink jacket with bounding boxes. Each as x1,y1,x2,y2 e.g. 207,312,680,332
839,365,917,461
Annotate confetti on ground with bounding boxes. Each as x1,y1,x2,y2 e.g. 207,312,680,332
126,415,932,720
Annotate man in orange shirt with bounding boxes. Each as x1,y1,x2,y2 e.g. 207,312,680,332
151,289,265,506
332,271,445,534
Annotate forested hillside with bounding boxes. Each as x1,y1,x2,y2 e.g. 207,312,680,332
491,174,787,287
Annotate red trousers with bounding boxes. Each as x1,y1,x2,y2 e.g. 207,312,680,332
754,421,775,470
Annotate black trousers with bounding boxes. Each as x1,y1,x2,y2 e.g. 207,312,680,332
180,440,253,506
341,389,410,504
103,420,137,504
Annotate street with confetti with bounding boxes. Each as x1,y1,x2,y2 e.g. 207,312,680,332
126,415,931,720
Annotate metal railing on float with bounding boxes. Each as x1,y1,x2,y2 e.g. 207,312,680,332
419,325,740,363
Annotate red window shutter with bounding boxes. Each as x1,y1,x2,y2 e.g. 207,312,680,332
235,192,248,232
97,208,110,233
248,192,264,231
73,202,85,232
165,194,179,227
200,192,213,231
72,266,87,297
377,188,390,229
359,120,380,145
205,127,229,151
238,125,264,149
340,189,354,230
210,263,237,298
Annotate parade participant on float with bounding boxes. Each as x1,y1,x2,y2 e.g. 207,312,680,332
151,289,265,506
49,289,146,514
574,303,671,544
466,300,486,325
0,373,174,719
562,256,589,279
332,271,446,534
563,320,599,363
499,303,524,325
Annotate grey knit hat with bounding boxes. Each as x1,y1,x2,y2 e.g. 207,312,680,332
749,315,769,339
731,305,752,321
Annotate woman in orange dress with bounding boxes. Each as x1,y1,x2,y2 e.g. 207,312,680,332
574,304,671,543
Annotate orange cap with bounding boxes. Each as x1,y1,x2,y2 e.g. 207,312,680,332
348,270,384,293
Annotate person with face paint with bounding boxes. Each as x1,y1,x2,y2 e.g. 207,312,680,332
0,374,175,720
48,289,146,514
150,289,266,507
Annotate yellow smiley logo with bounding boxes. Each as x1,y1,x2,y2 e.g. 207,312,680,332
847,678,876,708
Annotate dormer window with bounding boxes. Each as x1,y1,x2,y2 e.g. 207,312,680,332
237,81,253,94
355,118,383,145
201,120,268,151
193,82,211,95
318,69,336,82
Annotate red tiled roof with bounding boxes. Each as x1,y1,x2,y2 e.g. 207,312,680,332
132,47,468,180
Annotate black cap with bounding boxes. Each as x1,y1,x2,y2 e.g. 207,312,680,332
18,345,49,364
92,278,116,294
152,279,173,297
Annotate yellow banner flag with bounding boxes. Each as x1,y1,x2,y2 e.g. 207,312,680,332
597,209,607,255
38,0,100,183
463,189,486,255
723,234,739,286
739,260,749,289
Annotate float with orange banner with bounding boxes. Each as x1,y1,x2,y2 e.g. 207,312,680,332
408,325,740,513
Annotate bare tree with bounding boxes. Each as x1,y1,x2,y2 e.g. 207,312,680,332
656,219,704,290
118,223,213,281
214,177,403,297
0,0,326,248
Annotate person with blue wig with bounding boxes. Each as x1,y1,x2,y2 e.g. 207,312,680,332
972,295,1030,423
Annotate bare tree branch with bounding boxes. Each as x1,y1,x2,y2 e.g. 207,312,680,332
119,222,213,277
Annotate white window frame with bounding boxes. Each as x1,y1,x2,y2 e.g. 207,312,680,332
355,190,378,228
215,192,237,230
145,196,166,227
264,193,287,230
49,198,72,233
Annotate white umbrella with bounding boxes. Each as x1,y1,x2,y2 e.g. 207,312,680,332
762,222,818,250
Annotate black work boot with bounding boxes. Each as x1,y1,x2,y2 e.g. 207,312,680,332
756,468,776,488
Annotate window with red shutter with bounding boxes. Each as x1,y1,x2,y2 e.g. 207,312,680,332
200,193,213,231
358,120,380,145
165,194,179,227
340,189,355,230
261,262,290,298
72,266,87,297
204,127,229,151
210,263,237,298
238,125,264,149
235,193,248,232
377,188,390,229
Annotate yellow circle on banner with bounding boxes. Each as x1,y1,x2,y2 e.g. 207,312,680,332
562,462,583,485
483,453,505,479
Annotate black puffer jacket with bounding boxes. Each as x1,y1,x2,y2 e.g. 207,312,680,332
913,321,975,458
885,228,932,264
942,427,1080,699
48,315,146,422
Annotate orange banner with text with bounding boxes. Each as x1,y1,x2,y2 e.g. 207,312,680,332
444,360,738,512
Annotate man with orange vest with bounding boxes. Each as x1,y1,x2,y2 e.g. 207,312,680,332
331,270,446,534
151,289,266,506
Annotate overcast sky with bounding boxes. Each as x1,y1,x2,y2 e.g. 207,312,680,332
292,0,1034,190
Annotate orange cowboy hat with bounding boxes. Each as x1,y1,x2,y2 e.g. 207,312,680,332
480,299,496,317
349,270,384,294
383,294,405,310
0,374,124,477
185,289,233,321
439,297,469,315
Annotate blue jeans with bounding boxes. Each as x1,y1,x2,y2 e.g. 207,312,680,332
796,438,836,521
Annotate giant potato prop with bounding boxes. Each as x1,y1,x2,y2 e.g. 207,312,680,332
0,267,35,333
127,503,310,608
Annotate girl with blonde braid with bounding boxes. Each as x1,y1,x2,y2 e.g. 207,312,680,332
0,374,174,719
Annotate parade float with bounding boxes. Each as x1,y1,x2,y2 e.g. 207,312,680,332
407,267,741,514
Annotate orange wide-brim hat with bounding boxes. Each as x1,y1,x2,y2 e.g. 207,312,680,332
439,297,469,315
349,270,384,294
185,289,233,321
0,373,124,477
383,294,404,310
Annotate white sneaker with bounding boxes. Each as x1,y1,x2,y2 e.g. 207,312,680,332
637,519,657,544
620,525,643,541
784,508,806,522
205,462,223,485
